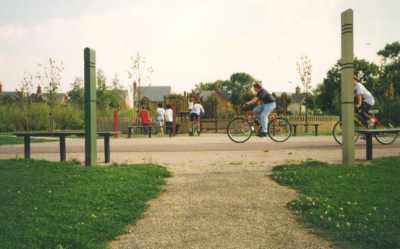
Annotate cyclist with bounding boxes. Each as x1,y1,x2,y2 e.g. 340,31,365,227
190,97,205,134
354,77,375,126
245,81,276,137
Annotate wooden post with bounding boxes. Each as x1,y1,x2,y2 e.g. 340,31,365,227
24,135,30,160
84,48,97,166
60,135,66,161
104,134,110,163
113,110,119,138
341,9,355,164
172,104,177,136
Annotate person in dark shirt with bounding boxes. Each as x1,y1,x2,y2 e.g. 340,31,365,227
245,81,276,137
139,105,151,135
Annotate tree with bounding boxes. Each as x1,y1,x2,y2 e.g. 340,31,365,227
378,42,400,97
314,58,381,114
38,58,64,109
97,69,107,91
219,73,255,106
67,77,84,107
194,82,219,92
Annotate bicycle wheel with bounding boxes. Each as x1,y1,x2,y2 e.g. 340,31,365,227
332,121,360,145
374,122,398,145
227,117,252,143
268,117,291,142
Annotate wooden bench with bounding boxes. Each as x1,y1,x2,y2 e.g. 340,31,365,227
356,128,400,160
291,123,320,136
15,131,118,163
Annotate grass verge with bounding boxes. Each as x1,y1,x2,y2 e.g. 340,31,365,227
272,157,400,249
0,159,170,249
0,134,55,145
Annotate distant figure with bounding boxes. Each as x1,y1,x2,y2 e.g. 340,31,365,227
188,96,194,112
190,97,205,134
156,103,165,136
165,104,174,137
139,105,151,136
354,77,375,126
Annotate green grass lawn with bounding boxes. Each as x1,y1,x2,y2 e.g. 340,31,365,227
0,159,170,249
272,157,400,249
0,134,55,145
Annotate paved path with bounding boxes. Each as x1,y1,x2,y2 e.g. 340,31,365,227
1,135,399,249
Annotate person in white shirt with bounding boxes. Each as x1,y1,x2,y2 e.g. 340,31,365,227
190,98,205,123
156,103,165,136
164,104,174,137
354,77,375,125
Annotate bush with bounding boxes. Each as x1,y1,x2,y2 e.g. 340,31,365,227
378,97,400,125
52,104,84,130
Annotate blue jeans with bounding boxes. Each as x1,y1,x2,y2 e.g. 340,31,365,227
253,102,276,133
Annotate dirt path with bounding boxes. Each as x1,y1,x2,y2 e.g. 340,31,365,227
1,135,399,248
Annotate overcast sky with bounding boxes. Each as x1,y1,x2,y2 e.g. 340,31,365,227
0,0,399,94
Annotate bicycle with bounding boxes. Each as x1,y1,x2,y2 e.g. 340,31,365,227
227,108,292,143
332,109,398,145
189,115,201,136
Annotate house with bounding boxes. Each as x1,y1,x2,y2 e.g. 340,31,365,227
135,85,171,105
273,86,307,115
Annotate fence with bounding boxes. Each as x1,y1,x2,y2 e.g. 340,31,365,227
200,115,339,135
97,114,340,136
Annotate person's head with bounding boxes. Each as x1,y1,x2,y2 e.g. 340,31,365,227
158,103,163,108
353,76,360,84
166,104,171,109
141,105,147,111
253,81,262,92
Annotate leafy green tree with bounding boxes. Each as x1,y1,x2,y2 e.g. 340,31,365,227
219,72,255,106
67,77,84,107
378,41,400,97
315,58,381,114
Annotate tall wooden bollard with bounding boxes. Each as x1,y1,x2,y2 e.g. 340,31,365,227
84,48,97,166
341,9,355,164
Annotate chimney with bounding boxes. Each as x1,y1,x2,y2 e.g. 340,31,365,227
295,86,301,94
36,85,42,95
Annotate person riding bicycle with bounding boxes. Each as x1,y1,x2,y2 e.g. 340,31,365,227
245,81,276,137
354,77,375,127
190,97,205,130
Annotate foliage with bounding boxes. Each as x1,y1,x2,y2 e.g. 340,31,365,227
272,156,400,249
67,77,84,107
315,58,383,115
52,104,84,130
0,159,170,249
0,135,54,145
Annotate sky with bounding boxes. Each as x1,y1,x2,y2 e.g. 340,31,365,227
0,0,399,95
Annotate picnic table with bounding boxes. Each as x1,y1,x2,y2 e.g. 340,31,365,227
356,128,400,160
291,123,320,136
14,131,118,163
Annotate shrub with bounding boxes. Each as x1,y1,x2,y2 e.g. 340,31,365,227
52,104,84,130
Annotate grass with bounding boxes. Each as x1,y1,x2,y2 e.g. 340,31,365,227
272,157,400,249
0,134,55,145
0,159,170,249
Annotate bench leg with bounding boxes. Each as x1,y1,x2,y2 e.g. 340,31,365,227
24,136,31,160
366,134,373,160
292,125,297,136
104,135,110,163
60,135,66,161
128,128,132,138
315,125,318,136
